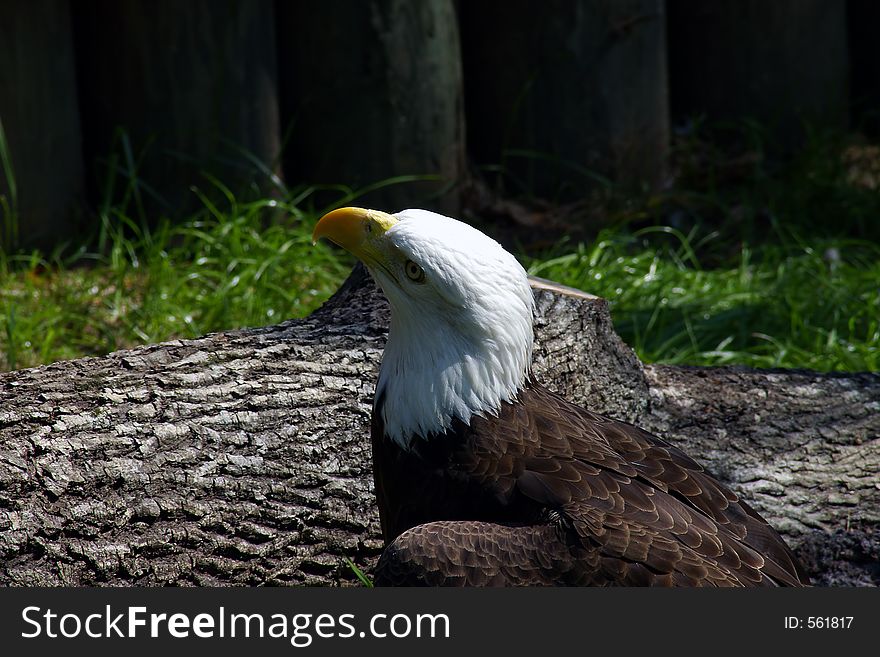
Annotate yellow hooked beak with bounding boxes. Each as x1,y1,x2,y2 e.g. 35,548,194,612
312,207,398,265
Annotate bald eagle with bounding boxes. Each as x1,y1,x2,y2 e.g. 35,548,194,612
313,207,809,587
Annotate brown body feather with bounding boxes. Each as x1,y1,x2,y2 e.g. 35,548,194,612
372,382,809,587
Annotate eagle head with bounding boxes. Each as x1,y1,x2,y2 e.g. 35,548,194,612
314,207,535,447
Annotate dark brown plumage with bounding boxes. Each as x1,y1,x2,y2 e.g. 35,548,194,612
372,383,810,587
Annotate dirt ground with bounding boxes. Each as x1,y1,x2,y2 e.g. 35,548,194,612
796,527,879,587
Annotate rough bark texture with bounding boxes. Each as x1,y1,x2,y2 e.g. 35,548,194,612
640,366,879,586
0,268,876,586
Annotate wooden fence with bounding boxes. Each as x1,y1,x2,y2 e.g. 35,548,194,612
0,0,875,249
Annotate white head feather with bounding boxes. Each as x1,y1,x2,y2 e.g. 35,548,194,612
369,209,535,448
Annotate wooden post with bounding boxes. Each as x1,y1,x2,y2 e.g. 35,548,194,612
0,0,84,249
459,0,669,201
849,0,880,137
667,0,849,148
276,0,465,216
73,0,281,218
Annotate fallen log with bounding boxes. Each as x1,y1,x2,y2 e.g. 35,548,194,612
0,266,876,586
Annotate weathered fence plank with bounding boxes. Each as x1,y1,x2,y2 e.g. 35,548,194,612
276,0,465,215
667,0,849,148
0,0,84,249
460,0,669,200
73,0,281,216
849,0,880,136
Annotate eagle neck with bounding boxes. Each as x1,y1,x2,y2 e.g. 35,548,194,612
375,301,533,450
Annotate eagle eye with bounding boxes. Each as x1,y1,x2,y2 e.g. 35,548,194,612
404,259,426,283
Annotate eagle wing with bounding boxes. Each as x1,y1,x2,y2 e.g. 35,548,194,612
514,384,809,586
375,520,593,586
373,384,808,587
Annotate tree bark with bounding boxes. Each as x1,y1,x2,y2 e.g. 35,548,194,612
0,268,876,586
640,365,880,586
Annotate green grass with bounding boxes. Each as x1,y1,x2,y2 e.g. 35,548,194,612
0,135,449,372
0,130,458,371
0,116,19,249
527,226,880,371
519,125,880,372
1,124,878,374
0,190,352,371
344,557,374,587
